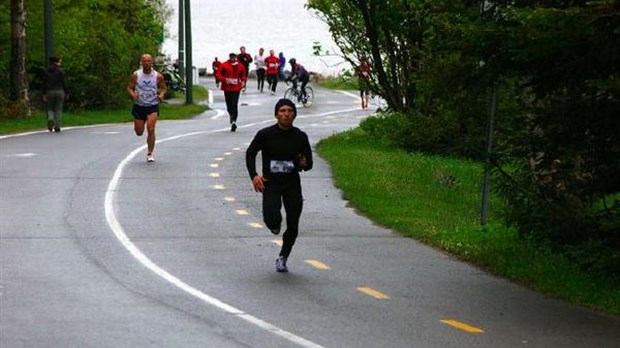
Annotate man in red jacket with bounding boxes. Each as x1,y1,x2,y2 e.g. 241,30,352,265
265,49,280,95
216,53,247,132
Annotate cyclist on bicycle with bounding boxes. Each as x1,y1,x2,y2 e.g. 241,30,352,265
288,58,310,102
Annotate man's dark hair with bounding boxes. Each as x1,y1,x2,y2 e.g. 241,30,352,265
49,56,60,64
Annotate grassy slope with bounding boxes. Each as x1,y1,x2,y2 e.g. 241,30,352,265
317,128,620,315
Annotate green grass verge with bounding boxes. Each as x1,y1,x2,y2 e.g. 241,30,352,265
317,128,620,315
0,86,209,135
316,75,358,90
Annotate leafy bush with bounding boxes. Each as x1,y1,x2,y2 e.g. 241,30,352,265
0,90,30,119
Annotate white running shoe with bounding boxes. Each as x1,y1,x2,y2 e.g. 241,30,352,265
147,153,155,162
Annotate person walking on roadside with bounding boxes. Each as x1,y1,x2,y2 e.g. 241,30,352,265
356,57,372,109
215,53,247,132
278,52,286,81
237,46,253,92
212,57,222,88
288,58,310,102
254,48,267,93
265,49,280,95
42,56,68,132
127,53,167,162
245,98,313,273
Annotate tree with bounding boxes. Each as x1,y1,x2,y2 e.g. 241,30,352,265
9,0,29,113
493,3,620,246
0,0,171,113
307,0,440,113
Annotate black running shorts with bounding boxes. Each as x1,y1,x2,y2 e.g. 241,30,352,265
132,104,159,121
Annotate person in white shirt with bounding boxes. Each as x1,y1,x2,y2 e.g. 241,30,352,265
127,53,167,162
254,47,267,93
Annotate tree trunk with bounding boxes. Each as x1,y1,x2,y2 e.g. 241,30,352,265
10,0,30,110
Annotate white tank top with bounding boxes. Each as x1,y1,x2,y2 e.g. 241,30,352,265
134,69,159,106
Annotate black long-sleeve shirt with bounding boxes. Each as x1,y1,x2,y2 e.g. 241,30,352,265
246,124,313,183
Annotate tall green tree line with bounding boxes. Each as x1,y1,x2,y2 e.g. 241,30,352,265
0,0,170,114
308,0,620,275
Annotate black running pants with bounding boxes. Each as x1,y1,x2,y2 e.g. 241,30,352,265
263,180,303,258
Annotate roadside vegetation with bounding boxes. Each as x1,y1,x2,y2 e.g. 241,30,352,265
0,86,208,135
316,125,620,315
309,0,619,315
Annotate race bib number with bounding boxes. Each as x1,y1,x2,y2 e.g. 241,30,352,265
270,160,295,174
229,78,239,85
140,90,156,102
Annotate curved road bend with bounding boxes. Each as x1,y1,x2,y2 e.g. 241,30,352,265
1,78,619,347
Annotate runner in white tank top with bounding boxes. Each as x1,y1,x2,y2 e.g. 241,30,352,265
127,54,167,162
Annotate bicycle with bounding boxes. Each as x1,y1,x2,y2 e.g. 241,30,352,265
283,81,314,108
161,65,186,93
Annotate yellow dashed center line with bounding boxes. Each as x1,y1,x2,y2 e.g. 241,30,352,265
223,152,233,156
224,196,236,202
440,320,484,334
236,209,249,215
272,240,283,247
210,163,219,168
233,147,241,151
357,287,390,299
305,259,331,270
249,222,264,228
213,184,226,190
209,173,220,178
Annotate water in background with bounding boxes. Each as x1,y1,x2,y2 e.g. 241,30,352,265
162,0,346,76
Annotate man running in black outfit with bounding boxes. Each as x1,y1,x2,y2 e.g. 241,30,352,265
246,98,313,273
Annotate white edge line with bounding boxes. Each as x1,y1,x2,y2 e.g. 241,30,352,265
335,90,361,100
104,125,328,348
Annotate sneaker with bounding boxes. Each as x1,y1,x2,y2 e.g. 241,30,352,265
231,123,237,132
54,127,61,132
275,256,288,273
47,120,54,132
147,153,155,162
269,226,281,235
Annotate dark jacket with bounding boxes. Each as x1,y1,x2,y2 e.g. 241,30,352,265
42,66,66,92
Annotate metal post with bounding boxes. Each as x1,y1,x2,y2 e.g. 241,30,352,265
184,0,193,104
44,0,54,64
480,83,497,225
177,0,184,79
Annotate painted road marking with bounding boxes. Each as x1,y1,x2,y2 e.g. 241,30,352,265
357,287,390,299
210,163,219,168
273,240,283,247
105,131,327,348
305,260,331,270
103,105,364,348
223,152,232,156
209,173,220,178
214,157,224,161
225,196,235,202
213,184,225,190
440,320,484,334
7,153,37,158
236,209,249,215
249,222,264,228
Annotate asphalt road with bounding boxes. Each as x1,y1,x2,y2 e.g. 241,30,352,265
1,78,619,348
